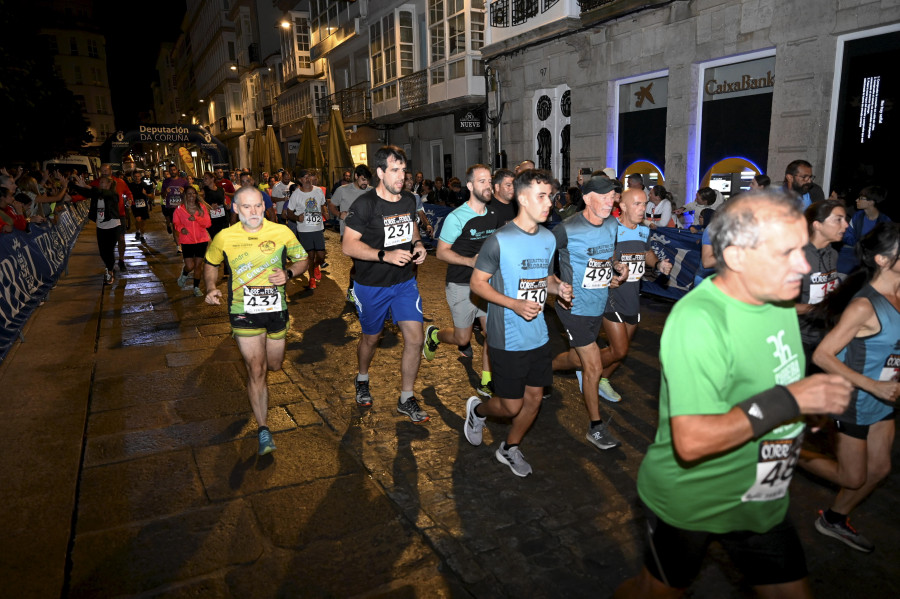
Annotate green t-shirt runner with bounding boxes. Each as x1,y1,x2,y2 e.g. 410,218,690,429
638,277,806,534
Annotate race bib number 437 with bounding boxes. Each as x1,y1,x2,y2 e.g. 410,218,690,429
383,213,414,247
517,278,548,306
243,286,281,313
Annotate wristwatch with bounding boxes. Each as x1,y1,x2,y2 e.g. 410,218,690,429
286,269,294,280
378,250,386,263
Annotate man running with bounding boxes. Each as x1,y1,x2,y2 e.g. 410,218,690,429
615,192,851,597
204,186,308,456
550,176,624,450
490,168,518,225
127,170,153,243
161,164,187,250
598,188,673,402
423,164,499,397
342,146,429,422
332,165,372,302
464,169,573,477
283,169,328,289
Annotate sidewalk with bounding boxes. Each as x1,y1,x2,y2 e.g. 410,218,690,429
1,211,897,598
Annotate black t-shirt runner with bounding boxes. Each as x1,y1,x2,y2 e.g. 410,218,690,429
489,198,518,225
344,188,418,287
127,181,153,208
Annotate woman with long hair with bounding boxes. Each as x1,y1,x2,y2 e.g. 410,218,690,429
172,186,211,296
645,185,676,228
800,222,900,553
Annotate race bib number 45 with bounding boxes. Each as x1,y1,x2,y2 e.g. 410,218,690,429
582,258,613,289
517,278,548,306
383,214,414,247
741,434,803,502
243,286,281,314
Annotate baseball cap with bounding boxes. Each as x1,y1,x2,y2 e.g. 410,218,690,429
582,177,618,195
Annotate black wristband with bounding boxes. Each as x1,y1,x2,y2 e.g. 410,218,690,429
412,239,424,247
736,385,801,439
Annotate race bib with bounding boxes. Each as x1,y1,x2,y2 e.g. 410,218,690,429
97,208,104,221
878,353,900,382
243,286,281,314
741,434,803,502
134,199,146,208
168,194,183,207
808,270,839,304
210,205,225,218
517,278,548,307
621,253,646,282
383,213,414,247
581,258,613,289
304,211,322,226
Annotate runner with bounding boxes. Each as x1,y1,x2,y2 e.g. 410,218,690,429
283,169,327,289
800,222,900,553
161,164,187,251
173,186,212,296
423,164,499,397
615,191,851,597
342,146,429,422
204,186,308,455
464,169,573,477
332,165,371,302
598,188,673,402
127,170,153,243
549,176,624,450
490,168,518,225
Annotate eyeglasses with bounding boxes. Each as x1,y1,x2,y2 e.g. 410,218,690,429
858,196,869,201
795,174,815,182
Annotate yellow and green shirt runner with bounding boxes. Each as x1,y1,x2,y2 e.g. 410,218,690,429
205,220,307,314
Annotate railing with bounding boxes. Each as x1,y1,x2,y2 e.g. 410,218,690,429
577,0,617,10
399,70,427,111
320,80,371,124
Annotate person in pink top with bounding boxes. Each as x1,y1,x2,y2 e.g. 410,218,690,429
173,186,212,296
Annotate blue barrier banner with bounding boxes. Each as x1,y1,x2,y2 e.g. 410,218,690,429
422,203,455,243
642,227,703,301
0,202,89,361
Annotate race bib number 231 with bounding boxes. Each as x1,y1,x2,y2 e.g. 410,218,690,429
383,214,414,247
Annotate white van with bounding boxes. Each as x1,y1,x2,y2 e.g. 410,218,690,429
42,155,101,181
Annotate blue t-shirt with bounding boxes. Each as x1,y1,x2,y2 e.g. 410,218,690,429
439,202,501,284
475,222,556,351
231,190,274,212
606,219,650,317
552,212,617,317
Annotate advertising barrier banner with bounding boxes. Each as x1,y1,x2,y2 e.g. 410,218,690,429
642,227,704,300
0,202,89,361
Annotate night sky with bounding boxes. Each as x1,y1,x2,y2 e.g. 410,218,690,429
98,0,186,131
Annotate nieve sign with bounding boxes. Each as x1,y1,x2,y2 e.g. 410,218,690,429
454,108,484,133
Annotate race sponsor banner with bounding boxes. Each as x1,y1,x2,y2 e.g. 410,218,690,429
641,227,703,301
422,203,454,243
0,202,89,362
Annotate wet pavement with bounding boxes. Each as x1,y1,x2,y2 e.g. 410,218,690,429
1,212,897,598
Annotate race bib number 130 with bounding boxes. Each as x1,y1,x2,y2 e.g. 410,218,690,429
517,278,548,307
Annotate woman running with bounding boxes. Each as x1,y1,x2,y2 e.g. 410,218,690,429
172,186,211,296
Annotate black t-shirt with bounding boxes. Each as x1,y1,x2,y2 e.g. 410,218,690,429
127,181,153,206
345,188,418,287
490,198,518,225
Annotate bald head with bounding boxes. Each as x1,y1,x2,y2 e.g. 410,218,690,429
619,188,648,226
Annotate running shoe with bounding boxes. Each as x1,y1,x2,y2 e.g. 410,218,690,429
476,380,494,399
586,422,622,450
193,287,203,297
177,272,189,288
308,278,317,290
321,261,329,268
103,270,114,285
346,287,356,303
815,510,874,552
176,246,182,254
313,265,322,281
423,325,439,361
134,233,141,242
598,378,622,403
118,260,127,271
464,396,486,446
458,343,473,358
397,396,430,422
355,377,372,407
166,222,173,234
496,443,532,477
258,429,276,455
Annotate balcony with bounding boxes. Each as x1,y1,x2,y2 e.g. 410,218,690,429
399,71,427,111
321,80,371,125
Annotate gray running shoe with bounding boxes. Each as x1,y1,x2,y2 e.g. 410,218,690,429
176,272,189,288
496,443,532,477
464,396,486,446
355,378,373,407
397,396,430,422
815,510,874,553
586,421,622,450
258,429,276,455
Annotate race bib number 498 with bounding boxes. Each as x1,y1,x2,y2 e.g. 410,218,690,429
582,258,613,289
517,278,548,307
383,213,414,247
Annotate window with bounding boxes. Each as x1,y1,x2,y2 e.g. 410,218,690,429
471,11,484,50
399,12,414,77
295,17,311,70
383,14,396,81
74,95,86,113
430,23,444,62
73,66,83,85
48,35,58,54
370,21,383,85
448,59,465,80
87,39,99,58
448,14,465,56
429,0,444,24
90,67,103,86
431,66,445,85
70,37,79,56
96,95,108,114
228,41,235,61
429,0,484,80
372,9,419,101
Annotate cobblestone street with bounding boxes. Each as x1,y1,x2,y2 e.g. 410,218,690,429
1,213,898,598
